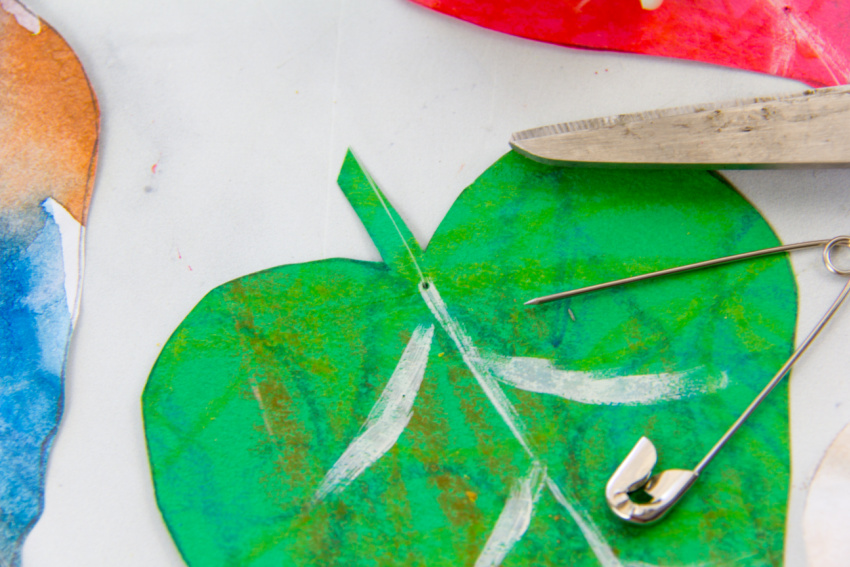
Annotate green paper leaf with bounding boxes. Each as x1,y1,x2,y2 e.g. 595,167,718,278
144,150,796,566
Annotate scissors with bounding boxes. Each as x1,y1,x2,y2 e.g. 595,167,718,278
510,85,850,169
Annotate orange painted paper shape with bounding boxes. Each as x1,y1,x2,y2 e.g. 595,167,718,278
0,1,99,563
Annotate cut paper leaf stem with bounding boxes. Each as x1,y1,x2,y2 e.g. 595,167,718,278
145,149,796,566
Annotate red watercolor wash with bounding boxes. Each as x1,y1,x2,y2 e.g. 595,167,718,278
409,0,850,87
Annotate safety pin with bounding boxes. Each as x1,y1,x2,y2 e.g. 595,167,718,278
526,236,850,524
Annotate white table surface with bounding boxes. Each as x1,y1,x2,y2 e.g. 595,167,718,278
18,1,850,564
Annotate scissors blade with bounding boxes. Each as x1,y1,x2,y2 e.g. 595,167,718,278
510,85,850,169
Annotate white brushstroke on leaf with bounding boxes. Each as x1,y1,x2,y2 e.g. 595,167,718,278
419,280,624,567
313,324,434,501
488,356,728,405
640,0,663,10
337,158,625,565
574,0,593,12
763,0,850,83
475,462,546,567
546,478,624,567
767,16,797,76
249,378,279,446
419,281,534,458
784,10,850,83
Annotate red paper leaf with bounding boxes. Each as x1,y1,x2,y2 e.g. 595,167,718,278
410,0,850,87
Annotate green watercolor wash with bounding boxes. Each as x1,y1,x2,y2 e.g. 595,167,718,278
144,150,797,566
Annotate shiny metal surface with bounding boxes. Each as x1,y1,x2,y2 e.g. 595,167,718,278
695,237,850,475
525,239,830,306
555,237,850,523
606,437,697,524
510,85,850,169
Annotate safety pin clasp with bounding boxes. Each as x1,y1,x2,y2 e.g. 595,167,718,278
606,437,698,524
531,236,850,524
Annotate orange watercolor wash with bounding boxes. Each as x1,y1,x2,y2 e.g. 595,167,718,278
0,6,99,224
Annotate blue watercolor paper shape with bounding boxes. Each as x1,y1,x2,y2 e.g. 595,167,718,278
0,201,75,565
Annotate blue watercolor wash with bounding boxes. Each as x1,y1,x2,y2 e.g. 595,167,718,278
0,203,71,566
